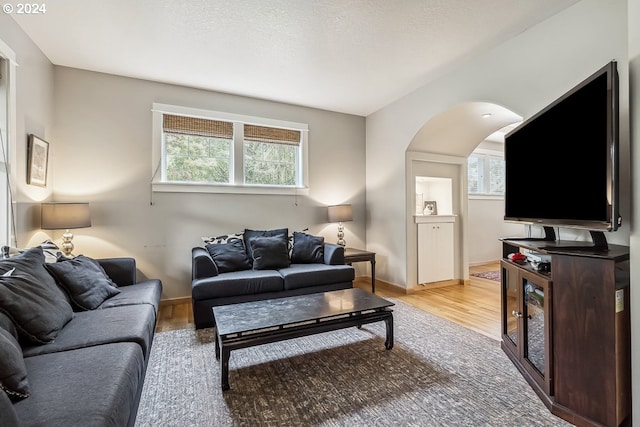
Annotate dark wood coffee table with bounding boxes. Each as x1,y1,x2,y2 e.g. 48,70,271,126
212,288,394,391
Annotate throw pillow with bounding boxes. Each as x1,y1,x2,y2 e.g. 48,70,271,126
291,232,325,264
45,256,121,311
0,268,74,344
244,228,288,263
205,239,252,273
0,327,30,401
202,232,243,245
250,236,290,270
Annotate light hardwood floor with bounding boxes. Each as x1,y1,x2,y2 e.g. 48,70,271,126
156,261,502,339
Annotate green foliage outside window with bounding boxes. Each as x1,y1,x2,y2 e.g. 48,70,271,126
244,141,296,186
165,133,230,183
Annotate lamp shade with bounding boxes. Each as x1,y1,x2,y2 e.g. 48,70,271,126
327,204,353,223
41,203,92,230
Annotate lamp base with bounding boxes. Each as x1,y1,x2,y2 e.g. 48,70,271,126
61,229,74,257
336,222,346,247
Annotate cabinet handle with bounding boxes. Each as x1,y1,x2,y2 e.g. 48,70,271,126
511,310,523,318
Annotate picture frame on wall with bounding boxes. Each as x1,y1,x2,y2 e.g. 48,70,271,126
27,134,49,187
423,200,438,215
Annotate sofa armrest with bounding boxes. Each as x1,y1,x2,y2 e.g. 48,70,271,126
324,243,345,265
192,247,219,280
98,257,136,286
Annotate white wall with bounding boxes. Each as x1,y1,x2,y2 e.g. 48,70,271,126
50,67,366,299
0,13,55,245
366,0,630,288
467,198,522,265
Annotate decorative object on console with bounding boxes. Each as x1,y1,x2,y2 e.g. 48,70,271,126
423,201,438,215
327,204,352,246
26,134,49,187
41,203,92,257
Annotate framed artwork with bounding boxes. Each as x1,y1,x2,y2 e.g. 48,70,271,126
423,200,438,215
27,134,49,187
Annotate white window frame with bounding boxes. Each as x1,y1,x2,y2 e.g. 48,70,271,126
0,39,17,247
468,148,505,200
151,103,309,195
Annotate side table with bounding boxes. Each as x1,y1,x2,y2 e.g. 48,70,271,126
344,247,376,293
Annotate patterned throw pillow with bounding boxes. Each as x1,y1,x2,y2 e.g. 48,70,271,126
202,233,244,245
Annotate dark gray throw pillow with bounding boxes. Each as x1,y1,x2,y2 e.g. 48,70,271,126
0,327,30,401
291,232,325,264
0,268,74,344
205,239,252,273
250,236,290,270
46,256,121,311
244,228,288,264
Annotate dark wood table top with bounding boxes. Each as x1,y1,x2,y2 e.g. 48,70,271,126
213,288,393,336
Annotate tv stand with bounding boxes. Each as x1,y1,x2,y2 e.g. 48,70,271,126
500,238,631,427
504,227,609,251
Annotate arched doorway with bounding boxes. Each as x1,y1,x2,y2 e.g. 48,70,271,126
405,101,521,289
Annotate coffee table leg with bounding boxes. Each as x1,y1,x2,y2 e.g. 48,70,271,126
384,314,394,350
214,331,220,360
220,346,231,391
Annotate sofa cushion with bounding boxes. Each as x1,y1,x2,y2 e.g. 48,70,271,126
244,228,288,264
98,279,162,314
22,304,157,360
0,327,30,401
279,264,355,290
291,232,325,264
0,267,74,344
205,239,251,273
16,343,144,427
202,232,244,245
46,255,121,310
0,389,20,426
250,236,290,270
192,269,284,300
0,311,17,339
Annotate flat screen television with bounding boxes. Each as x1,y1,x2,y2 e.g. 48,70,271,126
504,61,620,235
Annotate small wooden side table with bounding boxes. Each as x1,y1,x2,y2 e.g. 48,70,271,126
344,247,376,293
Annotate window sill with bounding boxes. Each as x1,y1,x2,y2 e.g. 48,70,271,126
468,194,504,200
152,182,309,196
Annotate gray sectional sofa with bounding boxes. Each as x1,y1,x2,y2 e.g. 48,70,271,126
0,246,161,427
192,229,354,329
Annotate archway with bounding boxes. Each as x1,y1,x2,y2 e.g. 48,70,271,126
405,101,521,289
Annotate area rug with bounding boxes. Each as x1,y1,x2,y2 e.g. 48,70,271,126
470,270,501,282
135,299,570,427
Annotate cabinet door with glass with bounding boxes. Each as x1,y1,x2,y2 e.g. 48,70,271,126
501,261,553,396
520,269,552,395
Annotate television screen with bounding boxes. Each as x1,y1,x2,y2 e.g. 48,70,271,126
504,61,619,231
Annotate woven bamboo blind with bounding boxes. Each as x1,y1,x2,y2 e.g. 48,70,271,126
244,124,301,146
163,114,233,138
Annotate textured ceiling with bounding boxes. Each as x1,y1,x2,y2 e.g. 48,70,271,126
11,0,578,116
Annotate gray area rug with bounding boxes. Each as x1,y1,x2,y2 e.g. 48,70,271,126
136,299,572,427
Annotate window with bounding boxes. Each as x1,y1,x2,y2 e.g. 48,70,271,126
152,104,308,194
468,152,505,196
0,41,16,248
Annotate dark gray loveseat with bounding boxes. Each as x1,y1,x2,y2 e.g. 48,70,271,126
0,247,161,427
192,229,354,329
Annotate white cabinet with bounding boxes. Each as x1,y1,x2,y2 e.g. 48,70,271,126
417,216,455,284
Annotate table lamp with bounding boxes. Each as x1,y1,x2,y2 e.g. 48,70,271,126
41,203,91,257
327,204,352,246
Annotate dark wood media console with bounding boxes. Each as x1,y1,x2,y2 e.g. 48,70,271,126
500,237,631,427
